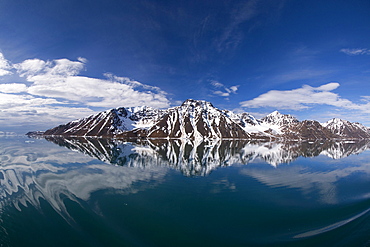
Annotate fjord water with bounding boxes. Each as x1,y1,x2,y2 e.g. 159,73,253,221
2,137,370,246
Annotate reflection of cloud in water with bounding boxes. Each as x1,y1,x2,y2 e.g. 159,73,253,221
3,135,370,219
211,179,237,194
37,137,370,205
0,138,167,221
240,160,370,205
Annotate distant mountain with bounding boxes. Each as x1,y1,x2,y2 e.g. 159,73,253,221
259,111,300,137
322,118,370,139
260,111,299,127
27,99,370,140
41,106,165,137
280,120,338,140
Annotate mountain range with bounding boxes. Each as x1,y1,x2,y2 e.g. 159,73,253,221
28,99,370,140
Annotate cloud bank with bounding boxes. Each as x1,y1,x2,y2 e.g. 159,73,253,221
240,82,370,113
0,52,170,129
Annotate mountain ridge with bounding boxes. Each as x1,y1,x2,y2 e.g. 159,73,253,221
27,99,370,140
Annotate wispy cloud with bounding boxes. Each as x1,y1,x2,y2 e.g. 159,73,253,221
210,80,224,88
210,80,239,97
340,48,370,56
215,0,285,53
0,52,170,129
216,0,258,52
0,52,12,76
240,82,370,113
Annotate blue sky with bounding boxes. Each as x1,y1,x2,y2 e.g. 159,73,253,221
1,0,370,133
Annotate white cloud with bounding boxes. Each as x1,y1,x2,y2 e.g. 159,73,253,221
25,74,169,108
0,91,97,128
210,80,239,98
210,80,224,88
107,73,168,95
316,82,340,91
13,56,170,108
240,82,367,111
0,83,27,93
0,52,12,76
15,58,85,79
0,69,10,76
77,57,88,63
14,58,48,77
0,103,95,128
229,85,239,92
0,52,171,130
340,48,370,56
361,96,370,102
214,90,230,97
0,92,62,109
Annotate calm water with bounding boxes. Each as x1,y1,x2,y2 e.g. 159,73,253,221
2,136,370,246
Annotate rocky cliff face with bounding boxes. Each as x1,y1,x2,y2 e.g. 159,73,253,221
29,99,370,140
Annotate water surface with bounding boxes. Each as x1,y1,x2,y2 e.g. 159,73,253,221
1,136,370,246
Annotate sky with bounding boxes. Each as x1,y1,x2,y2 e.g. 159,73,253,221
1,0,370,133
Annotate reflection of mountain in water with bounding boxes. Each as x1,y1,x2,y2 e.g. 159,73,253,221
45,137,370,176
2,136,370,245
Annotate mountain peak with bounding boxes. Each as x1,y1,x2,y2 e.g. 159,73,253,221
328,117,344,122
261,111,299,126
181,99,214,108
148,99,250,139
268,110,281,116
322,118,350,128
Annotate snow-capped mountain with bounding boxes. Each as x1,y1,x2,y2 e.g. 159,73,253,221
258,111,300,136
322,118,370,139
260,111,299,126
29,99,370,140
222,110,260,127
43,106,165,137
222,110,275,135
147,99,251,139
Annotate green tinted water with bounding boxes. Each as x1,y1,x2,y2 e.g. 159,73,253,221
1,136,370,246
